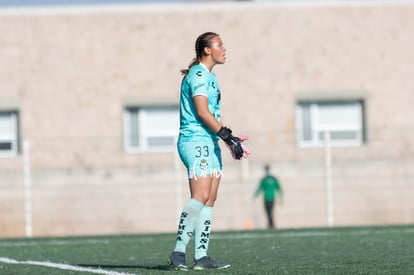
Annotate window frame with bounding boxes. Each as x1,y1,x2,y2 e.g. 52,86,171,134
0,110,19,157
123,105,179,153
295,99,365,148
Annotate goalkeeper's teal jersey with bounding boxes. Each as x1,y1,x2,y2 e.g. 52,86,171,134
178,63,221,141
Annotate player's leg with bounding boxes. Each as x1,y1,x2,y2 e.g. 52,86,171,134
169,195,204,270
190,140,219,260
193,142,230,270
168,140,213,270
194,175,218,261
193,176,230,270
265,201,274,228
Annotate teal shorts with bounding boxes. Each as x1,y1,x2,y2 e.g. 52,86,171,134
177,138,222,179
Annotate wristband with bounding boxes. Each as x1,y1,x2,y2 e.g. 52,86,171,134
217,127,232,141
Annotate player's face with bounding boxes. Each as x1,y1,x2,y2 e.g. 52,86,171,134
209,36,226,64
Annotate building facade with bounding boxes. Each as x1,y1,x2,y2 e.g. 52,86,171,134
1,1,414,237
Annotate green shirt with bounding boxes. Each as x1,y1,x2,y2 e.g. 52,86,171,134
255,175,282,202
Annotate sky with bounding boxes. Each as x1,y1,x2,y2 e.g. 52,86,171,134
0,0,240,7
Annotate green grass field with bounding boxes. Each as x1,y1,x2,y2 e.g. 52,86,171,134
1,225,414,274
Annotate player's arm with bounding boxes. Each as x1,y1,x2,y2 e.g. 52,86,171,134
193,95,222,133
277,181,284,198
254,183,263,197
193,95,248,160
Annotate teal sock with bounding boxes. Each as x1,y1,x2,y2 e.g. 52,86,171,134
194,206,213,260
174,198,204,253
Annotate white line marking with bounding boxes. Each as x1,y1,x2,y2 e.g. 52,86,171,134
214,227,414,240
0,236,156,248
1,227,413,248
0,239,111,248
0,257,138,275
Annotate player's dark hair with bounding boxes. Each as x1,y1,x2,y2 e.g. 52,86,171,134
180,32,219,76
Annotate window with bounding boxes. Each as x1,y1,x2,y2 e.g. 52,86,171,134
296,100,364,147
0,111,19,157
123,106,179,153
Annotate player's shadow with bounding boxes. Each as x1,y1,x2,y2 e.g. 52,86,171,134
77,263,170,271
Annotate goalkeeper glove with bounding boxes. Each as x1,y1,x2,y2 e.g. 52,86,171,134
238,135,250,159
217,127,247,160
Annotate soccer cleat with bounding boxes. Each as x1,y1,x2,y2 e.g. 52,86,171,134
193,256,231,270
168,251,189,271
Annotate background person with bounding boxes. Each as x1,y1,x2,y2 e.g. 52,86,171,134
254,164,283,229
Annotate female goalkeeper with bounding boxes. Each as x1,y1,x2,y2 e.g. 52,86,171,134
168,32,249,271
